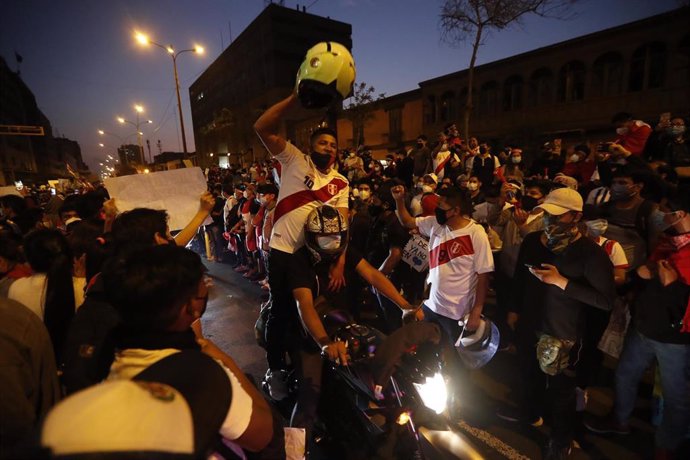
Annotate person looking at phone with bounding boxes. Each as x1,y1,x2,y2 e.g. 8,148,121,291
498,187,616,458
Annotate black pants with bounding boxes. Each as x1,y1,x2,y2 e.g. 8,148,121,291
515,333,577,448
265,248,299,371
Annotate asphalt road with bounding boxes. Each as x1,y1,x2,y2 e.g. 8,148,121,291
200,258,682,460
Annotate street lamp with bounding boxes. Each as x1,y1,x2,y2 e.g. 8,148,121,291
135,31,203,154
116,104,152,164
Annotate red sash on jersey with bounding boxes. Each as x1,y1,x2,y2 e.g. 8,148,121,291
429,234,474,269
434,153,453,175
273,178,348,223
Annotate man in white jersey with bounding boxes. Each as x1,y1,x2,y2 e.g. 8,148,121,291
392,185,494,396
254,93,349,400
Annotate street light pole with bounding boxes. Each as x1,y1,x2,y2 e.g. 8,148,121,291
135,32,203,155
117,104,152,166
171,52,188,154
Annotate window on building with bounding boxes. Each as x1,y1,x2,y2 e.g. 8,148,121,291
502,75,524,111
557,61,586,102
425,95,437,124
440,91,456,122
528,68,554,107
591,52,624,97
478,81,499,117
629,42,667,92
388,107,403,144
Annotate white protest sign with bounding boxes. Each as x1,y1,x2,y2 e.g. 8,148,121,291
0,186,22,197
402,233,429,272
105,168,209,231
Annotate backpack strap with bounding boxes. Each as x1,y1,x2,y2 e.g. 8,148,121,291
635,199,655,240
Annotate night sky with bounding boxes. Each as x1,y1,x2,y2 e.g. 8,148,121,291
0,0,679,174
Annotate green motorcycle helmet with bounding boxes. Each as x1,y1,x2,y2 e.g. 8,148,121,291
296,41,356,108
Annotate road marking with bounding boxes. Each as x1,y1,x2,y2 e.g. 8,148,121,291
456,420,531,460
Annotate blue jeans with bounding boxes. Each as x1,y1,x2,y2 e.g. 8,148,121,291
614,330,690,450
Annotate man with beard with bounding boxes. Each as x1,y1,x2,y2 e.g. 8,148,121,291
498,187,616,459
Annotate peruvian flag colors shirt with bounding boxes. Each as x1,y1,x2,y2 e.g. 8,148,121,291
415,217,494,320
270,142,349,254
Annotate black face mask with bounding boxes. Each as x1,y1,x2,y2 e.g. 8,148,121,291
368,204,383,217
435,207,450,225
310,152,332,170
521,196,540,211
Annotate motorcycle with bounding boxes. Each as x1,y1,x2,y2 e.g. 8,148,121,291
261,310,487,460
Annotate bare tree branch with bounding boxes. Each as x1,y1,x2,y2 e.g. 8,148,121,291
438,0,579,141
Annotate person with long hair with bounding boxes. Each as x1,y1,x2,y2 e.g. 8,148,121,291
8,228,81,362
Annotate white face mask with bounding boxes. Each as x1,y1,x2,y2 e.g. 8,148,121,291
467,182,479,192
585,219,608,238
511,156,522,164
359,190,371,200
422,185,433,194
317,234,342,251
616,127,628,136
259,197,268,206
243,191,249,199
416,181,424,190
569,154,580,163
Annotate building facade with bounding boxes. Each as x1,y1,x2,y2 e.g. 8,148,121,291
190,2,352,167
0,56,89,185
418,8,690,153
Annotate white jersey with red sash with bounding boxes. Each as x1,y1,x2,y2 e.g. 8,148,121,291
270,142,349,254
433,150,457,180
416,216,494,320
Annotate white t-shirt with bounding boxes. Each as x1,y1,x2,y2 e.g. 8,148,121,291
108,348,252,442
8,274,86,319
270,142,349,253
416,217,494,320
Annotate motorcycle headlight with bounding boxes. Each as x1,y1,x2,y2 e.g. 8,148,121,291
412,372,447,414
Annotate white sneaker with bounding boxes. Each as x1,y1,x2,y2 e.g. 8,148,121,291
265,369,289,401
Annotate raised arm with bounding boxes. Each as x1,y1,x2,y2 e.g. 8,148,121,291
253,93,299,157
390,185,417,229
174,191,215,248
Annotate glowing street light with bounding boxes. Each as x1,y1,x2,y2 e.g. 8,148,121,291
134,30,204,154
117,104,152,164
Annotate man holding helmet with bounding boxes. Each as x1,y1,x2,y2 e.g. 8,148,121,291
253,42,356,400
391,185,495,417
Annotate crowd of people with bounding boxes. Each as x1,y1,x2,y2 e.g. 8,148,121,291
1,101,689,459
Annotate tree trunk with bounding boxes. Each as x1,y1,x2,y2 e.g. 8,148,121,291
463,25,483,143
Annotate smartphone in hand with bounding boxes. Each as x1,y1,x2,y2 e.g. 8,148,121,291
525,263,542,270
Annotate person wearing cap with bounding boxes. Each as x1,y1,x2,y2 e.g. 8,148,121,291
498,187,616,458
